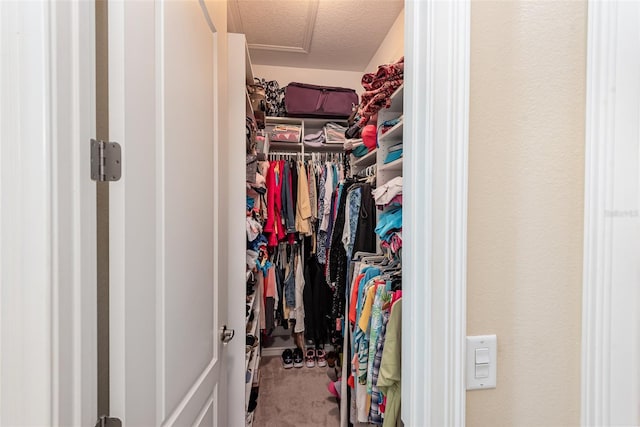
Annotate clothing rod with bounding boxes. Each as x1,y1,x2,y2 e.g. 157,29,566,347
267,152,345,158
268,151,313,157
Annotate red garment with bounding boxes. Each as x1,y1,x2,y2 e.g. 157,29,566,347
349,273,366,324
264,161,285,246
391,290,402,307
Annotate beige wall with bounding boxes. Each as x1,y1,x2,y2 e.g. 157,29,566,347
467,1,586,426
365,9,403,74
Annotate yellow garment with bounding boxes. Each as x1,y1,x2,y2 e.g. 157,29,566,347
295,161,312,236
358,283,379,333
377,299,402,427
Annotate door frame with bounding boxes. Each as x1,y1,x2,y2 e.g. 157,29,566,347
0,1,97,425
581,1,640,424
403,1,470,425
0,0,472,424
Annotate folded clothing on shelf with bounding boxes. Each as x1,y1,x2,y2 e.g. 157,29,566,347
382,194,402,209
388,142,403,152
372,176,402,206
352,144,370,158
381,230,402,253
269,124,301,143
246,250,258,270
375,206,402,242
304,130,326,147
324,122,348,144
380,117,402,134
384,147,403,164
343,138,363,151
246,216,262,241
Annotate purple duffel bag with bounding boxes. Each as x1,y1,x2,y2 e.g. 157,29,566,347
285,82,358,118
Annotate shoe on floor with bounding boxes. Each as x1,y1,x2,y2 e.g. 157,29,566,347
305,348,316,368
326,350,339,368
292,348,304,368
316,349,327,367
282,348,293,369
246,334,258,348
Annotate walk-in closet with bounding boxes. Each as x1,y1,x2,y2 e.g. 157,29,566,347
235,3,405,425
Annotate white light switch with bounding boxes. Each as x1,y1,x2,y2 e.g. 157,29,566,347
466,335,497,390
475,364,489,379
475,348,490,364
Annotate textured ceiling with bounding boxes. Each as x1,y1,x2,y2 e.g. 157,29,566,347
228,0,404,71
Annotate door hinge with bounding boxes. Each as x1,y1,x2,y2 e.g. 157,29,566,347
91,139,122,182
95,416,122,427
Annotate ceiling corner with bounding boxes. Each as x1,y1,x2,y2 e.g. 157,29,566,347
228,0,243,33
246,0,319,54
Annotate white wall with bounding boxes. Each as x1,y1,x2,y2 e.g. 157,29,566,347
252,64,363,93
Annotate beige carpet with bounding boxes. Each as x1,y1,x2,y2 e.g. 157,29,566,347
253,355,340,427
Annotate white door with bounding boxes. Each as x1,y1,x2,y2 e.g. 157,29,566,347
108,1,240,425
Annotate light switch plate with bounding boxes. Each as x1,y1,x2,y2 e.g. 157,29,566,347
466,335,497,390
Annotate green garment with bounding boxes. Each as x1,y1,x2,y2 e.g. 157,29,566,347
376,299,402,427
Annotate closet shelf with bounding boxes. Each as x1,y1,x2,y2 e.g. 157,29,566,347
244,42,254,85
245,349,260,412
245,320,260,370
247,310,259,338
378,120,403,143
266,116,348,156
265,116,302,125
246,411,255,427
380,157,403,172
245,348,252,374
351,148,377,169
387,84,404,113
246,92,255,121
303,143,345,153
268,141,302,152
265,116,348,127
246,292,258,326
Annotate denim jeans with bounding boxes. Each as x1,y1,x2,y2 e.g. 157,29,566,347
283,257,296,307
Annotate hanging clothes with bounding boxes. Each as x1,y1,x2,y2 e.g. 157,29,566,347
352,183,377,255
303,237,332,348
281,160,296,234
293,249,306,334
376,299,402,427
317,165,329,264
261,153,349,351
308,162,318,221
264,160,285,246
295,161,312,236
